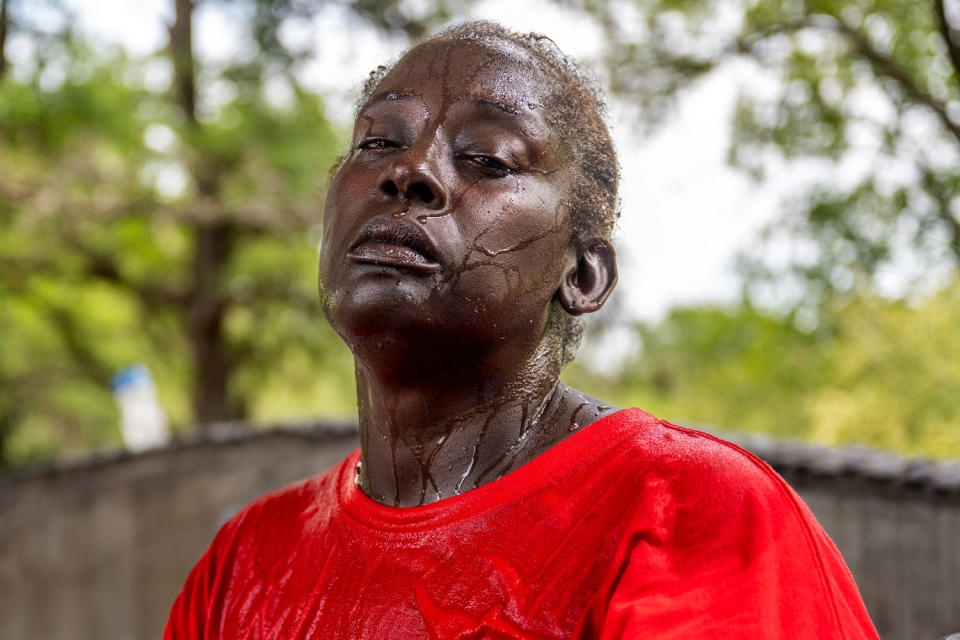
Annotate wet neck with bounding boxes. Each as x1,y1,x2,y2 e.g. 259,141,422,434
353,358,575,508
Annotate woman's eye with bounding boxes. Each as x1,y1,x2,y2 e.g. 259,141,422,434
467,155,513,177
357,138,398,151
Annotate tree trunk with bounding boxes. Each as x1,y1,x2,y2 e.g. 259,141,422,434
169,0,238,427
188,221,234,426
0,0,9,79
170,0,196,123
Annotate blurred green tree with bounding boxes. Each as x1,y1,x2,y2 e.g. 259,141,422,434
564,280,960,458
559,0,960,457
0,0,455,465
582,0,960,304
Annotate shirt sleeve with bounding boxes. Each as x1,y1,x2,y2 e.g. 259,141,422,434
163,506,251,640
574,436,881,640
163,542,217,640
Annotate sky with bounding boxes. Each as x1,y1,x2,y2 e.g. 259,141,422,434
58,0,788,325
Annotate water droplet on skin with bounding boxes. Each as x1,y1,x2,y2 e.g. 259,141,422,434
393,202,412,219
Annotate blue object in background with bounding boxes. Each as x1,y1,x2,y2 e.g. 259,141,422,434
111,364,169,451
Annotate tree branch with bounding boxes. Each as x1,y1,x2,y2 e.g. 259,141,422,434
69,242,190,307
733,17,818,55
830,17,960,146
47,307,115,384
934,0,960,82
920,167,960,264
945,210,960,263
733,12,960,145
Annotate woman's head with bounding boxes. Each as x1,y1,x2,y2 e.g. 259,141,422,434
360,22,619,249
318,21,618,374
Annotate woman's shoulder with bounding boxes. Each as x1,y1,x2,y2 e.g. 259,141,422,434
609,409,830,561
607,408,799,507
579,411,879,638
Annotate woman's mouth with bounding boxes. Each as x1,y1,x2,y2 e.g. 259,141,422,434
348,241,440,272
347,220,441,273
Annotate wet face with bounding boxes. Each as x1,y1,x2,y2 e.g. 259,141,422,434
318,39,576,371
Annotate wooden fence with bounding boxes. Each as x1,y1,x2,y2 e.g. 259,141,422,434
1,421,957,639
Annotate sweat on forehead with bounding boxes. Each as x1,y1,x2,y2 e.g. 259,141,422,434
356,21,619,246
342,20,619,365
362,40,550,117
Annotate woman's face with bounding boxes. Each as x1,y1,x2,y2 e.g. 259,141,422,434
319,39,576,363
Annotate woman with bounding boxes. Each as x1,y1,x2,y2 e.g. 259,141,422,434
165,22,880,639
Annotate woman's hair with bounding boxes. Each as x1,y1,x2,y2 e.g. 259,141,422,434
357,21,620,363
359,21,619,247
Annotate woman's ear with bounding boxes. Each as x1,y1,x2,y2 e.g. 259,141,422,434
557,239,618,316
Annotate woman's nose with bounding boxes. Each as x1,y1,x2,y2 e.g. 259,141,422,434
377,147,448,210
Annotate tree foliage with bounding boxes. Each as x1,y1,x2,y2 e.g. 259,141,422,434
584,0,960,304
0,0,456,466
562,0,960,457
3,0,956,466
565,281,960,458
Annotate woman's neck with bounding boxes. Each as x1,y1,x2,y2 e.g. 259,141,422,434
353,357,610,507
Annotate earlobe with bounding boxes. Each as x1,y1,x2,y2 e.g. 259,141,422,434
557,240,618,316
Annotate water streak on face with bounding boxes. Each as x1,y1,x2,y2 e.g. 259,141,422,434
315,38,619,507
318,38,577,374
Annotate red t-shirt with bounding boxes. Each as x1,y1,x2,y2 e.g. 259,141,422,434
164,408,880,639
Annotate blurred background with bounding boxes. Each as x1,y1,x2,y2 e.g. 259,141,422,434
3,0,958,467
1,1,959,638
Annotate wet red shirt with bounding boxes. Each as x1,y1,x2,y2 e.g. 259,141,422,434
164,408,879,639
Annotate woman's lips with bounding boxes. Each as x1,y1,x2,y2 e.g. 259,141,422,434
347,241,441,272
347,218,441,273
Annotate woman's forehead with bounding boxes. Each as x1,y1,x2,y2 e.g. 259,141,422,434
373,39,551,111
